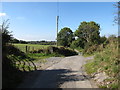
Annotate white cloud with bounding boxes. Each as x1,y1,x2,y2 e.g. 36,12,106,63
0,13,6,17
15,34,55,41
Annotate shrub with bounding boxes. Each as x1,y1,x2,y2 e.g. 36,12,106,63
83,44,99,55
57,47,78,56
85,36,119,88
29,46,78,56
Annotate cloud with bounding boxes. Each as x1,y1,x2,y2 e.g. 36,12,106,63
0,13,6,17
16,34,55,41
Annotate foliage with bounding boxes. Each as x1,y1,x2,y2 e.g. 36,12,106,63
19,40,28,44
70,38,85,49
28,46,78,57
82,35,113,55
83,44,99,55
1,20,34,88
84,60,98,75
84,36,119,88
70,40,80,49
107,35,117,42
11,39,56,45
11,38,20,43
2,45,28,88
99,36,107,44
56,47,78,56
14,44,54,53
1,20,13,68
57,27,74,47
74,21,100,49
1,19,13,45
27,53,64,61
114,1,120,24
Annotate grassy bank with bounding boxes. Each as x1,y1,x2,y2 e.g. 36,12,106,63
84,38,119,88
27,53,64,61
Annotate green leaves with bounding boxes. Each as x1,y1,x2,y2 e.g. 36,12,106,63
1,19,13,46
73,21,100,50
75,21,100,47
57,21,101,50
57,27,74,47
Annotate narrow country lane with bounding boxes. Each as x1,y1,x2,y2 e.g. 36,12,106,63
18,55,97,88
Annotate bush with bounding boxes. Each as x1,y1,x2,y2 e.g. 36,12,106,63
83,42,108,55
29,46,78,56
83,44,99,55
53,46,78,56
85,37,119,88
2,44,30,88
70,40,80,49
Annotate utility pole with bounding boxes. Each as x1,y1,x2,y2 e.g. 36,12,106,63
56,16,59,46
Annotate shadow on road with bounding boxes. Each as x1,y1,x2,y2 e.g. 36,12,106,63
3,55,92,88
18,68,91,88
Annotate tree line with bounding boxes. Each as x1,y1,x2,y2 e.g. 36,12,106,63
11,39,56,45
57,21,117,53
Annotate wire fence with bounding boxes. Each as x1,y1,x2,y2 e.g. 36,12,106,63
15,45,49,53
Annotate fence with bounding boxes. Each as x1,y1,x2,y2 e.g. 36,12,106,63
15,45,46,53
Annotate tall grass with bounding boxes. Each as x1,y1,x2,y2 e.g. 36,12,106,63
84,38,119,88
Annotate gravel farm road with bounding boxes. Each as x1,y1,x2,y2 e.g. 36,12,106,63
18,55,98,88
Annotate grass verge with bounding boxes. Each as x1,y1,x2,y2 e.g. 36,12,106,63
84,40,119,89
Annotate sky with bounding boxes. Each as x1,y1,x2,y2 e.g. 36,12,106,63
0,2,118,41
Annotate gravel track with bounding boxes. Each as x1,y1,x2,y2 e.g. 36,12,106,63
18,55,97,88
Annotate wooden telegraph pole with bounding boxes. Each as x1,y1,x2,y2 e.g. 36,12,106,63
56,16,59,47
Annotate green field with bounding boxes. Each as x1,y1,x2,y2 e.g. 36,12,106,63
13,44,55,52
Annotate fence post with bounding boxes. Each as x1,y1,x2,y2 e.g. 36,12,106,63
32,47,34,53
26,46,28,53
28,46,30,53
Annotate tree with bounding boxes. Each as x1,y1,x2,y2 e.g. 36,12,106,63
11,38,19,43
74,21,100,48
57,27,74,47
100,36,107,44
114,1,120,25
107,34,117,42
70,38,85,49
1,20,13,70
1,20,12,55
1,19,12,45
19,40,28,44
